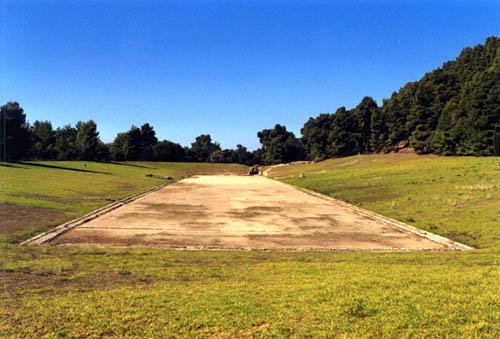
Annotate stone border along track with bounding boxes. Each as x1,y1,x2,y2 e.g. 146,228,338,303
22,175,473,251
21,181,174,246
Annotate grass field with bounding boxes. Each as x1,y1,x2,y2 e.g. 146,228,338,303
1,157,499,337
269,154,500,250
0,161,247,244
1,246,499,337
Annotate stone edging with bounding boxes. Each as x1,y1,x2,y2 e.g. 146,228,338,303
271,178,474,251
21,182,173,245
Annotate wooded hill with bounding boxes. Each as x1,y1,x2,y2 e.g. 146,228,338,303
302,36,500,159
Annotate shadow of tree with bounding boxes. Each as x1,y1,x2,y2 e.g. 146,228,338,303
0,162,29,169
14,162,111,174
100,161,159,169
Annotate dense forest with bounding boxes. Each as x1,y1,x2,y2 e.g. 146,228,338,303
302,36,500,158
1,36,499,164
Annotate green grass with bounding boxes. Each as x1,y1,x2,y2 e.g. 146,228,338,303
1,157,499,337
0,161,247,243
1,246,499,337
269,154,500,249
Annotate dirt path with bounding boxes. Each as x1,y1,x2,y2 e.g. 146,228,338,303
51,175,459,250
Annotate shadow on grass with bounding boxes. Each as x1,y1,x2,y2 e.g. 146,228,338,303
14,162,111,174
0,163,29,169
103,161,159,169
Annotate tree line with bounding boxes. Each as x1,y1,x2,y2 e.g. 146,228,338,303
0,104,259,164
1,36,499,164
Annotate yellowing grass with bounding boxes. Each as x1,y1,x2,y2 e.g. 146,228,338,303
1,246,499,338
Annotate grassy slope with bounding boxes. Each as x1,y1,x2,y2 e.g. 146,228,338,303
1,157,499,337
269,154,500,249
0,161,247,243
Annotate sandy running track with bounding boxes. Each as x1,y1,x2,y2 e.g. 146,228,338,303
51,175,451,250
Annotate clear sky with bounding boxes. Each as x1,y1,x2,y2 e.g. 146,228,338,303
2,1,499,150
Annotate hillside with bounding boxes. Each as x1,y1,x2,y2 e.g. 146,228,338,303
384,36,500,155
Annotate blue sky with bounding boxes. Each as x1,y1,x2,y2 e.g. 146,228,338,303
2,1,499,150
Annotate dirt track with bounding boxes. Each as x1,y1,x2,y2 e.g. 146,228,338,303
49,175,454,250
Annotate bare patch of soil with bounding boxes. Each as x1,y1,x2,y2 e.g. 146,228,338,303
0,203,68,235
0,270,152,300
8,193,78,204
